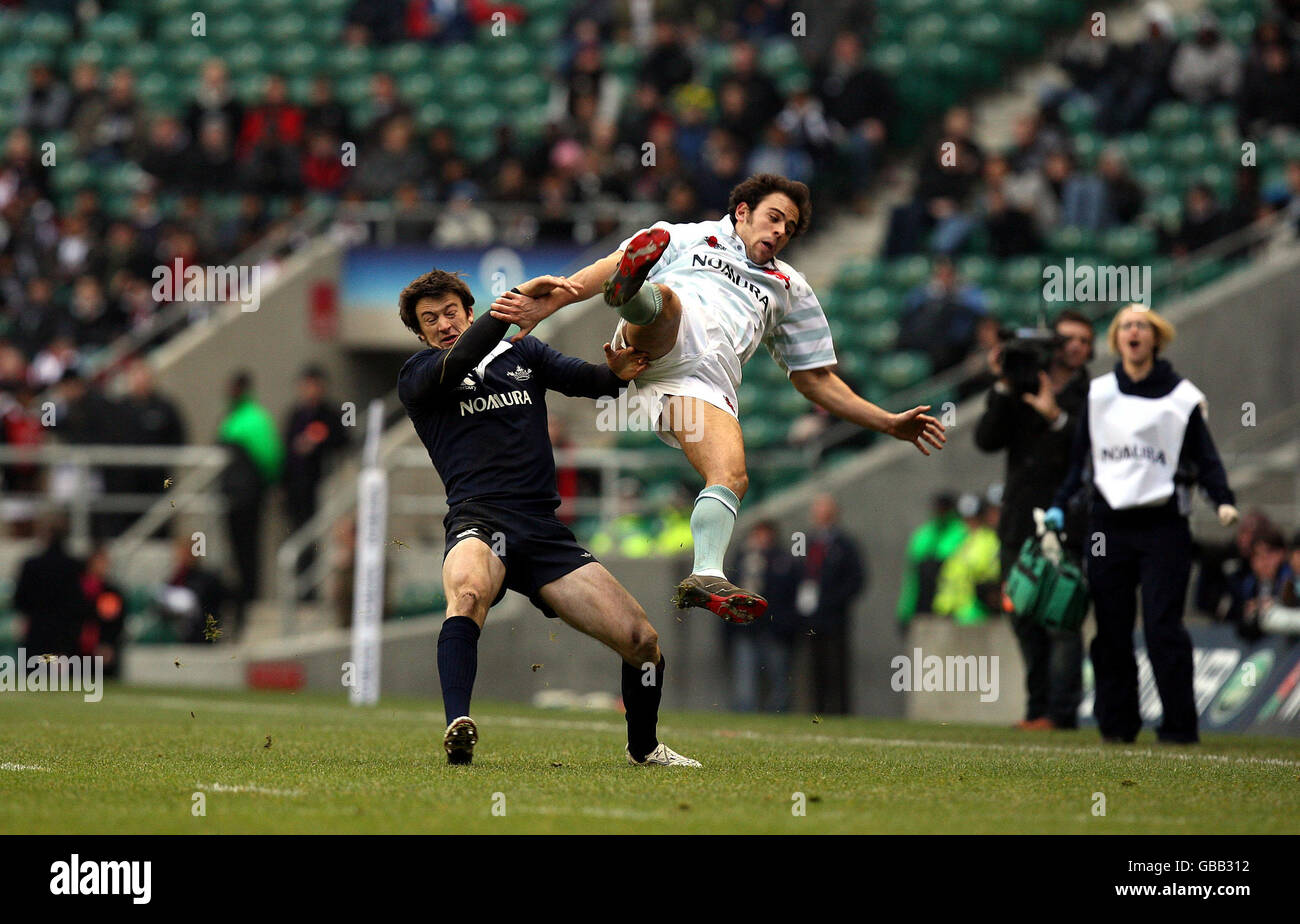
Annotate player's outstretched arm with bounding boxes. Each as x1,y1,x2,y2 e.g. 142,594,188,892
789,366,946,456
490,251,624,341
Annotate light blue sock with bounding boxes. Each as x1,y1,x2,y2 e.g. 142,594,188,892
690,484,739,577
613,282,663,325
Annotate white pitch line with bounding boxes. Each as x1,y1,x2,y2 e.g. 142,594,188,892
0,762,48,772
109,691,1300,770
195,782,305,797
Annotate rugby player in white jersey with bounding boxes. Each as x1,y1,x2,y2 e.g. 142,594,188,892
490,174,946,624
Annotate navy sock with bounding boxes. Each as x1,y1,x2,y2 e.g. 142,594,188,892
622,654,664,761
437,616,480,725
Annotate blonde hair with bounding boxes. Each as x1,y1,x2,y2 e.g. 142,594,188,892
1107,303,1175,355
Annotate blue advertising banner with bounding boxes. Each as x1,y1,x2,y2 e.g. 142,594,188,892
1080,624,1300,735
342,245,587,314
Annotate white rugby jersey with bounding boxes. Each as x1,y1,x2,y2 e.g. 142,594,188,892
618,215,837,377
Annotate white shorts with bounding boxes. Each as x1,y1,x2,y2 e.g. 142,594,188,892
611,297,741,449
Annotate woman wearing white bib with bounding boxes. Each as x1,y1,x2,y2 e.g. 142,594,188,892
1046,305,1238,744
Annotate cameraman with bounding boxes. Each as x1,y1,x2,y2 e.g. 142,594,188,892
975,309,1094,730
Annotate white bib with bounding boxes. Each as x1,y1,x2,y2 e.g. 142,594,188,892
1088,372,1205,510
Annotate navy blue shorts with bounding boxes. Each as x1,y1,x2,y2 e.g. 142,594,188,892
443,500,596,619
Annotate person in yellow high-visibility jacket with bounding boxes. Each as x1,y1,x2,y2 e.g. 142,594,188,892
933,492,1002,626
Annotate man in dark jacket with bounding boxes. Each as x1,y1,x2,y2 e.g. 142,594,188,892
282,366,349,600
14,513,91,657
974,309,1093,729
118,358,187,535
798,494,866,715
722,519,801,712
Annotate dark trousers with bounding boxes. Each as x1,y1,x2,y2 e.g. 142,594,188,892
809,626,850,715
1012,615,1084,726
226,493,264,636
1086,515,1196,743
285,480,319,601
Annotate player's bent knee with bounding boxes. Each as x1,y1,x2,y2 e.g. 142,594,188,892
725,469,749,500
627,622,660,665
448,585,489,619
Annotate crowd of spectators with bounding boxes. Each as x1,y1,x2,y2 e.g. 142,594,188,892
886,2,1300,264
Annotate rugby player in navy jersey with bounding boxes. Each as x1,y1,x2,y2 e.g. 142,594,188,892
397,269,701,767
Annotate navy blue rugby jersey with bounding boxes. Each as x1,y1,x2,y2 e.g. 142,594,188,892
398,335,624,511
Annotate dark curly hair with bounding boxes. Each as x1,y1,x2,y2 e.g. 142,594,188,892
398,269,475,340
727,173,812,238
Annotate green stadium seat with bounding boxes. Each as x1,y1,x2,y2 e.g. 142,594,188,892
265,13,310,45
26,12,73,45
1045,226,1097,256
862,319,901,353
211,13,255,46
1100,226,1157,262
225,44,268,77
86,11,140,45
979,288,1010,321
280,43,323,76
398,71,438,105
1058,98,1095,133
501,74,548,108
1000,256,1043,293
870,43,910,78
604,44,640,77
877,352,933,391
435,45,479,81
382,43,429,76
956,255,998,287
305,0,351,14
64,41,113,70
1134,162,1175,198
1169,132,1211,168
1072,130,1102,169
1119,132,1157,168
329,46,377,78
1149,101,1194,136
885,255,930,291
961,13,1007,51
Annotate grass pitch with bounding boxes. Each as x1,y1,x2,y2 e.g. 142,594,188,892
1,686,1297,834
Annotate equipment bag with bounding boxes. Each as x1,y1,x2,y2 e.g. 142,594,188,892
1006,535,1090,632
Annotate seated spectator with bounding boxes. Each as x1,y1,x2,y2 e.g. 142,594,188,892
1238,40,1300,135
1055,14,1119,104
1171,13,1243,105
1236,527,1295,637
638,20,695,96
746,123,813,186
813,30,895,208
1006,111,1066,178
352,117,427,200
301,131,347,195
18,62,71,135
983,186,1041,258
884,106,984,256
236,73,304,161
1169,183,1226,256
344,0,405,45
717,40,781,127
1095,2,1179,135
139,115,192,191
896,258,990,376
303,75,351,142
1044,150,1107,232
362,72,412,142
186,59,243,151
1097,147,1144,226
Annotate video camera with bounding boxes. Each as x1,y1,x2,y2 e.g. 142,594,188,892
997,327,1063,396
